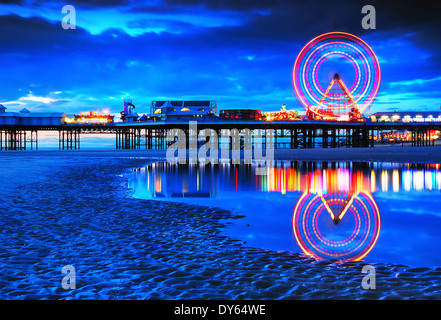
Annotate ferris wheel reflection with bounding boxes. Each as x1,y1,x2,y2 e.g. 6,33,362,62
292,188,381,262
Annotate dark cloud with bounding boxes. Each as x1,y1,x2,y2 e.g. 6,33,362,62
0,13,293,109
29,0,132,8
164,0,276,12
0,14,90,53
0,0,22,4
372,0,441,26
154,0,441,55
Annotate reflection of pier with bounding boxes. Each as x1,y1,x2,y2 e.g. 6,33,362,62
264,161,441,194
130,161,441,200
1,120,440,150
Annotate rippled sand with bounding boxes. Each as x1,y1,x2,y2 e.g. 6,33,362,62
0,150,440,299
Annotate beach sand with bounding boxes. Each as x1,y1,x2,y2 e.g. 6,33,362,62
1,147,441,299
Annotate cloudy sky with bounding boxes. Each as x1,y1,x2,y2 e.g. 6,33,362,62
0,0,440,117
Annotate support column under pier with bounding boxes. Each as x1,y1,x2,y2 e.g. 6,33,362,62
0,129,36,150
116,128,141,149
322,129,328,148
331,129,337,148
59,129,80,150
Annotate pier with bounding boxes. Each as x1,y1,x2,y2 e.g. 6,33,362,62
0,120,440,151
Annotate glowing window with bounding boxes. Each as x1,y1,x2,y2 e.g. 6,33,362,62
154,109,161,114
181,108,191,111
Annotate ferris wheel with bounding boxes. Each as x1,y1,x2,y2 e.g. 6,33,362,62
292,32,381,120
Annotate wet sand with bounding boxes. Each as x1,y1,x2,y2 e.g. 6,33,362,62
0,147,441,299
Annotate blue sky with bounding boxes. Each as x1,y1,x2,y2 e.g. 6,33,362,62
0,0,440,117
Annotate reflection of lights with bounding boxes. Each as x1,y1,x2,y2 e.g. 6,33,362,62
154,174,161,193
392,170,399,192
425,171,433,190
322,170,328,194
134,162,441,200
293,191,381,261
281,169,286,195
287,169,296,192
401,169,440,192
337,169,350,193
262,164,441,194
403,170,412,191
414,171,424,191
381,170,388,192
370,169,376,192
438,172,441,190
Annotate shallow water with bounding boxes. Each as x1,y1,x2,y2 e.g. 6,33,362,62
127,161,441,268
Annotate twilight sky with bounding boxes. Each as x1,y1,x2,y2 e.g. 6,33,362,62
0,0,440,117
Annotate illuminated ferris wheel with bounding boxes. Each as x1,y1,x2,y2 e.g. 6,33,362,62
292,32,381,120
